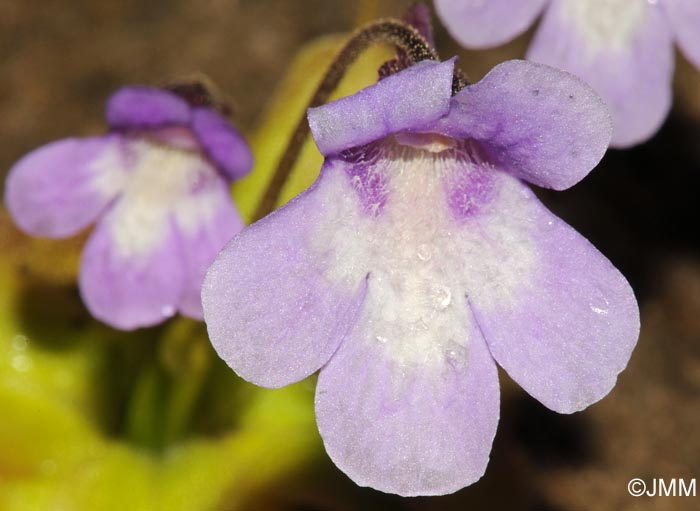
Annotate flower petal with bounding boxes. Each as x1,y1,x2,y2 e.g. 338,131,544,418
79,212,185,330
5,135,127,238
191,107,253,180
460,171,640,414
201,170,368,388
664,0,700,68
174,180,244,319
105,86,191,129
527,0,674,147
306,134,637,415
308,59,455,156
315,301,499,496
434,0,547,48
431,60,611,190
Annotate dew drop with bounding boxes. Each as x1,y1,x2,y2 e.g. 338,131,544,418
432,285,452,310
375,335,388,344
590,305,608,315
417,244,432,262
11,334,29,352
445,341,467,368
11,354,32,372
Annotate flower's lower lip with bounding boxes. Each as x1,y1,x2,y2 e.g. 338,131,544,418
394,132,458,153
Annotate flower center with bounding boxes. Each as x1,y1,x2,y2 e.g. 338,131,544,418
95,139,221,258
314,137,537,369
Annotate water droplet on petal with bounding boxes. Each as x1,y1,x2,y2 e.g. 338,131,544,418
417,243,432,262
432,285,452,310
590,305,608,315
445,341,468,368
375,335,388,344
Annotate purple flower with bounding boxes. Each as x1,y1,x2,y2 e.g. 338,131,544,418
201,59,640,496
5,85,252,330
434,0,700,147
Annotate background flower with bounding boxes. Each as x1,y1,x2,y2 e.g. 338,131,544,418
5,85,252,330
434,0,700,147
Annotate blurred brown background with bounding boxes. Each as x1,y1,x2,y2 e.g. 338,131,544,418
1,1,699,510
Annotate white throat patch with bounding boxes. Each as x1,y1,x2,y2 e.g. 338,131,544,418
94,139,223,259
312,137,537,370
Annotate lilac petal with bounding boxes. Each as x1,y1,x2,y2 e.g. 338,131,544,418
5,135,126,238
527,1,674,148
315,302,499,496
308,59,455,156
201,170,368,388
431,60,611,191
434,0,547,48
664,0,700,68
106,86,191,130
79,211,185,330
191,108,253,180
175,181,244,319
463,172,639,414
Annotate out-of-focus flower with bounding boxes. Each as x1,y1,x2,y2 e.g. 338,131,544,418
202,59,640,495
5,85,252,330
434,0,700,147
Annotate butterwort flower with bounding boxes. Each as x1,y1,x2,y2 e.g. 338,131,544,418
202,59,640,495
5,84,252,330
434,0,700,147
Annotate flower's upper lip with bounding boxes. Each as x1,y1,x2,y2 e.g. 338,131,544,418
105,85,253,180
309,58,612,192
307,58,456,157
106,86,193,131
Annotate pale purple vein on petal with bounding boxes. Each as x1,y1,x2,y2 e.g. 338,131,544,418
308,59,455,156
434,0,548,48
4,135,126,238
201,169,368,388
106,86,192,130
432,60,611,190
527,1,674,148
